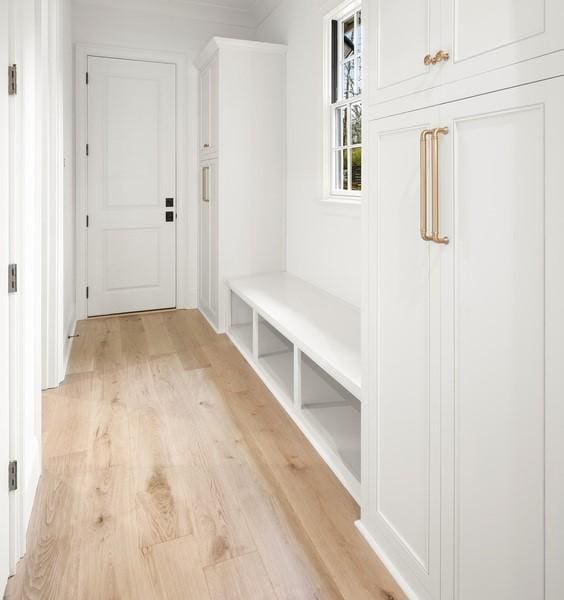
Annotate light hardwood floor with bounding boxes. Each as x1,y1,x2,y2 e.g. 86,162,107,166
4,310,405,600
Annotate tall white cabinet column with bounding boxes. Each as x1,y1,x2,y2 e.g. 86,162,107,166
196,38,287,331
361,2,564,599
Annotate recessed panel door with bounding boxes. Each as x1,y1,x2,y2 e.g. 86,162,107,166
366,0,442,105
364,106,443,599
439,76,564,600
442,0,564,85
87,56,176,317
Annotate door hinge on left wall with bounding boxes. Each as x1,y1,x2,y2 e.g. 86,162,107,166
8,461,17,492
86,286,89,299
8,64,17,95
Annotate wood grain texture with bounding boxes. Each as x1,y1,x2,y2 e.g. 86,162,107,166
4,309,405,600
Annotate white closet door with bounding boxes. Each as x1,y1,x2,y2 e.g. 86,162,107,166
364,106,443,600
198,159,218,327
439,77,564,600
199,56,218,157
87,57,176,317
442,0,564,85
366,0,442,105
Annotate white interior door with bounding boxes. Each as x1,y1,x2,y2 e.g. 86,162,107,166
87,57,176,317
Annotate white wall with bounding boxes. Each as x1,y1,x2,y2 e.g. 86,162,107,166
256,0,362,307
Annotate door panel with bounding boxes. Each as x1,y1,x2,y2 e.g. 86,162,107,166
199,56,218,157
199,160,218,327
439,77,564,600
442,0,564,84
87,57,176,316
365,108,442,598
366,0,442,105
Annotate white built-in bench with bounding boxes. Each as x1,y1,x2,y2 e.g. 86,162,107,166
227,272,361,500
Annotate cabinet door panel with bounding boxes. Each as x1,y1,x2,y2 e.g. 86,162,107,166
199,67,210,153
440,77,564,600
199,160,218,328
364,108,442,599
366,0,442,106
443,0,564,84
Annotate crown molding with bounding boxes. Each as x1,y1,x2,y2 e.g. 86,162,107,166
195,35,287,68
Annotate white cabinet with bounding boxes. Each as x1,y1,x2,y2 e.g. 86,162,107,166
196,38,287,331
199,55,218,157
361,76,564,599
198,159,218,325
366,0,564,106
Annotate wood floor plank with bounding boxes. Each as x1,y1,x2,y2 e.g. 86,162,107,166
142,536,211,600
133,466,194,549
204,552,277,600
5,309,405,600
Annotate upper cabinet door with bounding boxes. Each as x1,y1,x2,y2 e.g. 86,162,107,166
442,0,564,84
366,0,442,105
199,56,218,157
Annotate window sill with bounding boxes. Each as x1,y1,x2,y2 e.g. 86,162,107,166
321,194,362,206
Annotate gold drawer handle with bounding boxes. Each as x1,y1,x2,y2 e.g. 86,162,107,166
424,50,450,66
420,129,434,241
431,127,449,245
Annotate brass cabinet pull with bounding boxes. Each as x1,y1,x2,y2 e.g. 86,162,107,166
431,127,449,245
202,166,210,203
424,50,450,66
420,129,434,241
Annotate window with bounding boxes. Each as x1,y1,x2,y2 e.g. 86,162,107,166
330,5,362,196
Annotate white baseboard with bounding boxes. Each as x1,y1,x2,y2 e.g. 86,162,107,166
198,306,223,334
355,519,422,600
61,317,77,383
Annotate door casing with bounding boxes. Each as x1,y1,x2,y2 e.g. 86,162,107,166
75,44,194,321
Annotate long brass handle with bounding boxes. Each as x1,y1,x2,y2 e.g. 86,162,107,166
431,127,449,245
424,50,450,66
420,129,433,241
202,167,210,203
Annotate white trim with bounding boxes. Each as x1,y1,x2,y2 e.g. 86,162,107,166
355,520,424,600
42,0,66,390
322,0,363,204
75,43,193,322
195,36,287,69
62,316,77,378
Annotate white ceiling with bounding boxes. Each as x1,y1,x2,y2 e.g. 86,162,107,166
73,0,284,28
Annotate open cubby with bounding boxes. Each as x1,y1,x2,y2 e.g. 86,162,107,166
229,291,253,355
301,352,361,481
257,315,294,402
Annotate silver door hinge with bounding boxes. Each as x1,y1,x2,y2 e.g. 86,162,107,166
86,72,89,85
8,64,17,95
86,144,89,156
86,286,89,299
86,215,89,227
8,461,17,492
8,264,17,294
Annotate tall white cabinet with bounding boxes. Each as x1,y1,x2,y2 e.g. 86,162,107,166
196,38,287,331
361,3,564,599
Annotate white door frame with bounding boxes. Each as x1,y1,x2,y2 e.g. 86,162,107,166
0,0,12,588
75,43,192,321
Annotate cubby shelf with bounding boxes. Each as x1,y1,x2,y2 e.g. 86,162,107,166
226,272,361,501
